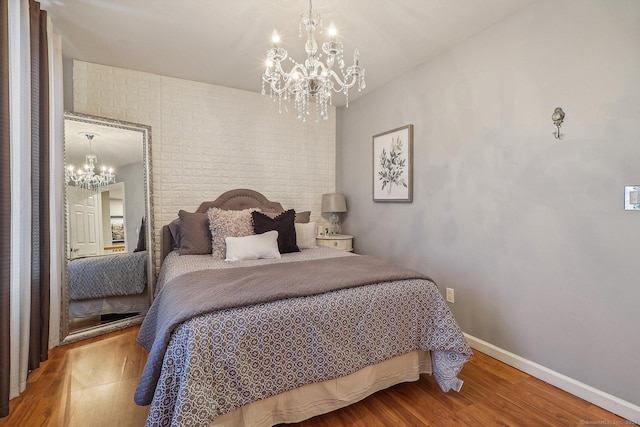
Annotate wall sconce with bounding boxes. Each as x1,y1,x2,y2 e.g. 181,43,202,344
552,107,565,139
321,193,347,234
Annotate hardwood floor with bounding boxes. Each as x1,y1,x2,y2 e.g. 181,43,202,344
0,326,149,427
0,326,629,426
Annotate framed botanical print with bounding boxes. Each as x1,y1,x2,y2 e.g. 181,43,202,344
373,124,413,202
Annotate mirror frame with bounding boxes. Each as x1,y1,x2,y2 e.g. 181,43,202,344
61,112,154,344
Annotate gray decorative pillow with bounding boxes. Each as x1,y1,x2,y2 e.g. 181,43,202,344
177,210,211,255
207,207,258,259
168,217,181,249
295,211,311,223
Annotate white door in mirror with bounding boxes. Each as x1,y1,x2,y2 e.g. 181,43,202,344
67,186,102,258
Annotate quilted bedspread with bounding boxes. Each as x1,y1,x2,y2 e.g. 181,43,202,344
67,250,148,300
137,250,472,426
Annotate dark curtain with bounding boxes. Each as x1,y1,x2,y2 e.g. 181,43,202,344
0,0,12,419
0,0,51,417
28,0,50,370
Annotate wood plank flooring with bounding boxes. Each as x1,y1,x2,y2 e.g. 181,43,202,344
0,325,630,426
0,326,149,427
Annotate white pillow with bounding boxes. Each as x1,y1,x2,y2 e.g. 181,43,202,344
225,230,281,261
295,221,317,249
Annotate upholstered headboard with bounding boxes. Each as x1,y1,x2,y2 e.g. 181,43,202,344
193,189,284,214
160,189,285,262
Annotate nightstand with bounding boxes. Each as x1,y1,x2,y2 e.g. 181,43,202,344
316,234,353,252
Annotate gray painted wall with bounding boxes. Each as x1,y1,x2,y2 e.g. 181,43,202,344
338,0,639,406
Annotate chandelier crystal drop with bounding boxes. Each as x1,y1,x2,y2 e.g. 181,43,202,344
65,133,116,191
261,0,365,122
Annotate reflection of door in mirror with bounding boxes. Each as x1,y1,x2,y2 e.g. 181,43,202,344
62,112,154,342
67,187,102,258
67,183,130,258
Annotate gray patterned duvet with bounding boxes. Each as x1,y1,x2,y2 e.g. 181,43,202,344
67,251,148,300
137,248,471,426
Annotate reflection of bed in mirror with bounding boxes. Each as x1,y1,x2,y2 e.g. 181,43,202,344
68,250,150,319
66,184,151,324
63,112,154,340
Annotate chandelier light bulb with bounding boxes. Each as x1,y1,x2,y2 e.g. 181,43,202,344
271,30,280,45
327,23,337,39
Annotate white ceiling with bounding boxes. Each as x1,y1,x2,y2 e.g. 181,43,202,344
42,0,536,106
65,118,143,169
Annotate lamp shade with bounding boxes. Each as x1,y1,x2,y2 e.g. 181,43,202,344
321,193,347,213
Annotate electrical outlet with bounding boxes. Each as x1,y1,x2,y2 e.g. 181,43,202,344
446,288,455,303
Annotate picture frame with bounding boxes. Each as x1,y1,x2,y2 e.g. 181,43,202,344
373,124,413,202
110,217,125,243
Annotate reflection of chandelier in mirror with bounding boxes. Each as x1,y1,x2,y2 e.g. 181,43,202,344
65,132,116,191
261,0,365,122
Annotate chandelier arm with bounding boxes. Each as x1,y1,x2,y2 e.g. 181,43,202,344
325,69,358,91
270,62,310,95
274,61,309,80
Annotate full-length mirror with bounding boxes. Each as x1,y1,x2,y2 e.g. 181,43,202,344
61,112,154,343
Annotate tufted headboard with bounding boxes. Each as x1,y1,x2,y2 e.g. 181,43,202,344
160,189,285,263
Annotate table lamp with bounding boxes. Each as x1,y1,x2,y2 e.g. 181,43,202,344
321,193,347,235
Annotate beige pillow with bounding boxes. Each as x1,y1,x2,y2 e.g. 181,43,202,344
207,207,258,259
295,221,317,249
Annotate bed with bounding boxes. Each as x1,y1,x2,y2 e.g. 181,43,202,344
135,189,472,427
68,250,150,318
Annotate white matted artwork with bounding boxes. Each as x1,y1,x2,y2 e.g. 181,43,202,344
373,124,413,202
110,217,125,243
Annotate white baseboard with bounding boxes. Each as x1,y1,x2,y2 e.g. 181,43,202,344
464,333,640,423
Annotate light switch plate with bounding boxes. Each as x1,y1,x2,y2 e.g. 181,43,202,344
624,186,640,211
446,288,454,303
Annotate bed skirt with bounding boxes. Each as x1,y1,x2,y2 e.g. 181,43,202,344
69,287,150,318
212,350,432,427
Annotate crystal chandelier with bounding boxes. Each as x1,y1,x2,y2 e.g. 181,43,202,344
65,133,116,191
262,0,366,121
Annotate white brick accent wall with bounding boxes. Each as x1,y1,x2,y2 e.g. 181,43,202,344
72,61,336,271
